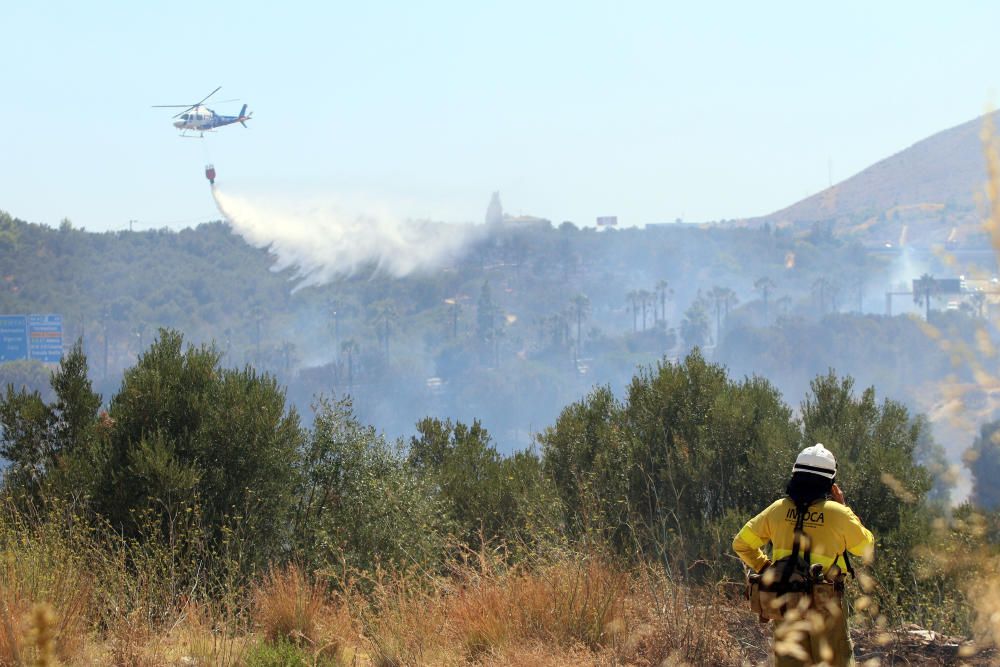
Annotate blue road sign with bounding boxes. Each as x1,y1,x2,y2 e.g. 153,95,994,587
0,315,28,362
27,314,63,363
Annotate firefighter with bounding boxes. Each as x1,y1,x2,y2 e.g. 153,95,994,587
733,443,874,666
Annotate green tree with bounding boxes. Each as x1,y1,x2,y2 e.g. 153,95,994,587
0,340,102,506
477,281,496,343
368,298,398,361
539,385,626,542
409,417,555,549
293,397,444,572
709,286,738,342
638,289,653,331
801,372,931,535
341,338,359,390
0,210,19,250
655,279,672,324
912,273,938,321
812,277,834,316
754,276,775,323
569,293,590,357
540,351,800,574
799,371,933,605
626,290,640,332
94,329,303,572
966,420,1000,511
0,360,52,400
621,351,798,572
970,290,987,319
680,300,710,350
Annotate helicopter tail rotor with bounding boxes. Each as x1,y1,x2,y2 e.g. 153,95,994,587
238,104,252,128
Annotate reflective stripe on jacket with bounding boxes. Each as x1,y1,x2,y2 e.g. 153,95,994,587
733,498,874,572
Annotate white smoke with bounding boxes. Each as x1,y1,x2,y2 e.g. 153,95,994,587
212,188,486,286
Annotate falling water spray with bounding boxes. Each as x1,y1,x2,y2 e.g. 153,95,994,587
210,186,486,286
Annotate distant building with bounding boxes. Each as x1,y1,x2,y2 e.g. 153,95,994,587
485,191,550,227
486,192,504,225
504,215,551,227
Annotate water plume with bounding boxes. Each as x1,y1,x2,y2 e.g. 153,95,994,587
212,187,485,286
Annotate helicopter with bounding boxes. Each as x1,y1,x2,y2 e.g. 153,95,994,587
153,87,252,137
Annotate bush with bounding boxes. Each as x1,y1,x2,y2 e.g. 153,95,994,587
540,350,800,575
408,417,560,552
95,329,304,575
292,396,446,574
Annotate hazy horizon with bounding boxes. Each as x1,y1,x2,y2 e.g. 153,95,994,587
6,3,1000,232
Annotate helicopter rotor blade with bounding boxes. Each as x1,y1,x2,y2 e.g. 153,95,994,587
152,88,222,117
195,86,222,107
152,104,199,118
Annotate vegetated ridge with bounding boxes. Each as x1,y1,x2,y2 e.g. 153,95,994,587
752,110,1000,247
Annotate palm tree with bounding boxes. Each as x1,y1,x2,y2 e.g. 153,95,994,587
341,338,359,390
708,286,737,342
723,289,739,320
101,304,110,379
754,276,775,323
493,320,505,368
971,291,987,319
775,295,792,318
369,299,397,361
553,310,571,348
570,293,591,358
638,289,653,331
681,301,710,351
250,302,264,365
133,323,146,357
848,275,865,313
281,341,296,375
477,281,497,344
626,290,640,332
655,280,673,324
444,296,462,339
913,273,937,321
812,277,833,316
327,298,355,347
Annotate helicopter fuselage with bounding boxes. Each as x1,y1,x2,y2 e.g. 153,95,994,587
154,88,252,137
174,105,251,134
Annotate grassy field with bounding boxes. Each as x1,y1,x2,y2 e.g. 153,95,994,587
0,510,994,667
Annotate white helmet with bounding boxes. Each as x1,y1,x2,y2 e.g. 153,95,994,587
792,443,837,479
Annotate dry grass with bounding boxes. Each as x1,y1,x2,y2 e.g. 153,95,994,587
894,113,1000,658
0,518,94,665
252,564,353,663
0,505,989,666
354,548,755,667
253,564,326,646
445,556,627,657
171,601,250,667
361,569,456,667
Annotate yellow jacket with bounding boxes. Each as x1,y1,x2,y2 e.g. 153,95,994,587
733,498,874,573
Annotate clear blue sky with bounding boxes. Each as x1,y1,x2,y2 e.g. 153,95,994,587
4,1,1000,231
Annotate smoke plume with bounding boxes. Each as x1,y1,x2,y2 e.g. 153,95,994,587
212,188,485,286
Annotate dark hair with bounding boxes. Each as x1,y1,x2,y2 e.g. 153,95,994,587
786,471,833,506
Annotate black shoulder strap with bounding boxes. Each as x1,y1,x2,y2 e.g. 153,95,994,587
780,500,810,587
841,549,855,578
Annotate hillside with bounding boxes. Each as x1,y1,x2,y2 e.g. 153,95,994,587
0,212,807,448
0,205,994,460
757,111,1000,246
